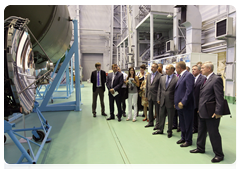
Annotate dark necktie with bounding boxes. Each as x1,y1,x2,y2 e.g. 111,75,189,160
97,71,100,86
165,75,170,89
203,77,207,85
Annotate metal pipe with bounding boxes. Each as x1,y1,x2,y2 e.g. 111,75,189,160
25,25,52,63
150,12,153,61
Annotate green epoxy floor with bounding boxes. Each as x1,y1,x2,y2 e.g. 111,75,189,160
4,82,236,164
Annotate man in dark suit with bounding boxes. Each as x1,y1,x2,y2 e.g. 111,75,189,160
153,64,178,138
106,64,124,122
145,63,162,128
190,62,224,163
192,65,205,133
90,62,107,117
174,61,195,147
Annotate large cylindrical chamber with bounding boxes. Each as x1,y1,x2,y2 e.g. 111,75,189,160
4,5,72,69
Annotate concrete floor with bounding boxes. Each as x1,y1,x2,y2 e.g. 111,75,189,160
4,81,237,168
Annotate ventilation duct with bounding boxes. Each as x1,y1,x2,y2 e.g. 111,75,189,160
175,5,202,53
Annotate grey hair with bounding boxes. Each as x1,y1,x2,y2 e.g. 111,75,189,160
192,65,201,71
203,61,214,71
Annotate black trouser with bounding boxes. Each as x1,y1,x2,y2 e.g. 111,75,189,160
178,108,194,144
121,88,127,114
197,117,224,158
173,109,179,128
193,108,199,131
109,92,122,119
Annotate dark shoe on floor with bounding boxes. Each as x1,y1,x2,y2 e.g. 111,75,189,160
211,156,224,163
153,127,159,130
102,113,107,116
177,127,181,132
168,132,172,138
172,126,177,129
145,124,154,128
116,114,118,116
118,118,121,122
180,142,192,147
93,113,96,117
107,117,115,120
152,130,163,135
176,139,185,144
190,148,205,153
123,113,126,117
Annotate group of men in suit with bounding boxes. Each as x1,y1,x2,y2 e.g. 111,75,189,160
90,61,225,163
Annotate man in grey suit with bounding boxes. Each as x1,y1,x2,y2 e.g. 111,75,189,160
190,62,224,163
145,63,162,128
153,64,178,138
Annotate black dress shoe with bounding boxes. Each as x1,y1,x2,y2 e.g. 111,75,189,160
180,142,192,147
153,127,159,130
211,156,224,163
93,113,96,117
172,126,177,129
145,124,154,128
176,139,185,144
152,130,163,135
107,117,115,120
190,148,205,153
102,113,107,116
123,113,126,117
118,118,121,122
168,133,172,138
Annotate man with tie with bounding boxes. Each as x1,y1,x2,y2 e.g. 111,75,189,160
90,62,107,117
192,65,205,133
174,61,195,147
190,62,225,163
106,64,124,122
153,64,178,138
145,63,162,128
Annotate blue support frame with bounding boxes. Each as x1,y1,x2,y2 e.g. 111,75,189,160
4,102,52,164
39,20,81,112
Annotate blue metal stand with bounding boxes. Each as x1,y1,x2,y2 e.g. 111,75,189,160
4,102,52,164
39,20,81,112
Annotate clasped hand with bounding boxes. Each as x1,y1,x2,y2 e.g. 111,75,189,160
212,113,222,119
110,89,115,94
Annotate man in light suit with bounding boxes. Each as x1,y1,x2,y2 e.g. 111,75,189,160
106,64,124,122
174,61,195,147
90,62,107,117
145,63,162,128
190,62,224,163
153,64,178,138
192,65,205,133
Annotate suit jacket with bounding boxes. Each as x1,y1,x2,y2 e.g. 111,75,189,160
193,74,205,109
91,70,106,92
198,73,224,119
106,71,123,93
174,71,195,110
157,74,178,108
145,71,162,101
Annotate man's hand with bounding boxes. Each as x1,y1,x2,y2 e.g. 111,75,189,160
110,89,115,94
157,101,160,104
212,113,222,119
178,102,183,109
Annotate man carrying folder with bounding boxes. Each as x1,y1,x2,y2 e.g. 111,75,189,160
190,61,224,163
